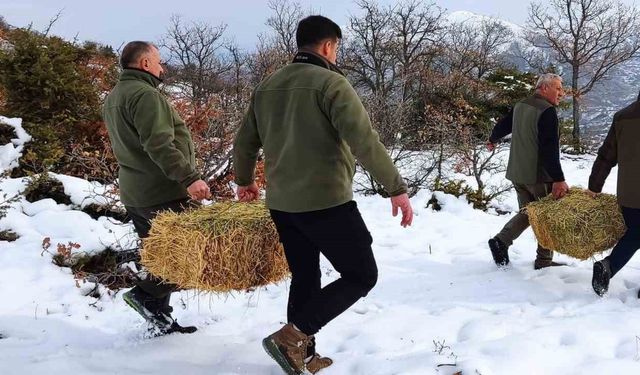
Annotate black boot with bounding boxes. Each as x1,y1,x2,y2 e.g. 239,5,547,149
592,259,611,297
123,287,197,336
533,259,567,270
163,321,198,334
488,237,509,267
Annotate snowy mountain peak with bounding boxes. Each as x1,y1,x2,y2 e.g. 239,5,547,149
446,10,523,33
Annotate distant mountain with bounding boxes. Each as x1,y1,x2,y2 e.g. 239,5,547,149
446,10,640,137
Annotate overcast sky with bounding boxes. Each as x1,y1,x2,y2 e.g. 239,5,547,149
0,0,637,51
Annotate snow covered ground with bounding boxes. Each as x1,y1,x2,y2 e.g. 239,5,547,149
1,117,638,374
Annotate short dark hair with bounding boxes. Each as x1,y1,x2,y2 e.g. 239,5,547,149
296,15,342,49
120,41,155,68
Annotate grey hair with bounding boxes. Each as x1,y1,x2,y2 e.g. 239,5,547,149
535,73,562,89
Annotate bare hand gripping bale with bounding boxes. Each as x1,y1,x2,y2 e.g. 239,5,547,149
527,188,626,260
141,201,290,292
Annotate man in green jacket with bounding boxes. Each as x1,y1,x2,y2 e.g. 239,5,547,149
103,41,211,335
590,94,640,296
487,73,570,270
233,16,413,375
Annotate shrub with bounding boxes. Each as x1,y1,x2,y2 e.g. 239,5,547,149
0,230,18,242
0,121,14,145
23,172,72,205
429,178,497,211
0,28,118,176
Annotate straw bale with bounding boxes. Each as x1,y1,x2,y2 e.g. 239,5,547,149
141,201,289,292
527,188,626,260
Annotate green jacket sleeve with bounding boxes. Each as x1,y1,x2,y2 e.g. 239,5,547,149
322,77,407,196
233,93,262,186
131,90,200,188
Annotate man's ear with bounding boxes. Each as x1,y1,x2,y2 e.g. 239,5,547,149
322,39,332,55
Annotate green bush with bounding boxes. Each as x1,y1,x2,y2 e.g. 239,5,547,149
0,121,14,145
0,28,118,175
430,178,493,211
23,172,72,205
0,230,18,242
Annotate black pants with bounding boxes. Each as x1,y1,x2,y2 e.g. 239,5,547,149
125,198,193,312
270,201,378,336
607,206,640,277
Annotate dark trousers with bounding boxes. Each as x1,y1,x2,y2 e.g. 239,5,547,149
495,182,555,261
607,207,640,277
125,198,192,312
270,201,378,336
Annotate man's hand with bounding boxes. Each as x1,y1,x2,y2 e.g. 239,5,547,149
552,181,569,200
486,141,496,152
391,193,413,228
187,179,212,201
586,189,599,198
237,182,260,202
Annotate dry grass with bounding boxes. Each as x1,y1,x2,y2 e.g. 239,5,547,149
527,188,626,260
141,201,289,292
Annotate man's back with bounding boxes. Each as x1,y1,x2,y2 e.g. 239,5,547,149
506,95,556,184
605,100,640,208
103,69,198,207
235,61,406,213
254,63,354,211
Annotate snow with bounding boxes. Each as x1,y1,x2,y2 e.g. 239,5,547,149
53,173,119,208
0,116,31,173
1,120,639,374
446,10,523,34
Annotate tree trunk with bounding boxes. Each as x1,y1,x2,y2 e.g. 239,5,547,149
437,142,444,180
571,65,581,145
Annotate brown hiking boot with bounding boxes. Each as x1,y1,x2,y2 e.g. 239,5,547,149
306,353,333,374
305,336,333,374
262,323,310,375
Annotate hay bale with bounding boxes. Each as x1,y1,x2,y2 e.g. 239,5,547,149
141,201,289,293
527,188,626,260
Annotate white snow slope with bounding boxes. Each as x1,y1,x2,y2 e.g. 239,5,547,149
0,117,638,375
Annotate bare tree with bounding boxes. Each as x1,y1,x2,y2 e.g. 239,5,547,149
160,15,252,193
226,42,249,101
42,9,64,37
161,15,231,106
344,0,444,197
248,0,307,85
525,0,640,144
342,0,397,97
201,41,252,185
391,0,444,100
343,0,443,117
453,125,511,208
247,34,285,84
353,93,439,197
266,0,304,56
443,18,514,80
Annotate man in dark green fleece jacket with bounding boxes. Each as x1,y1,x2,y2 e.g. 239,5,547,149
233,16,413,375
103,41,210,335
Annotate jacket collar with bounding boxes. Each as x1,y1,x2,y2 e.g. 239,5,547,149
292,50,345,76
120,68,162,88
533,92,554,106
